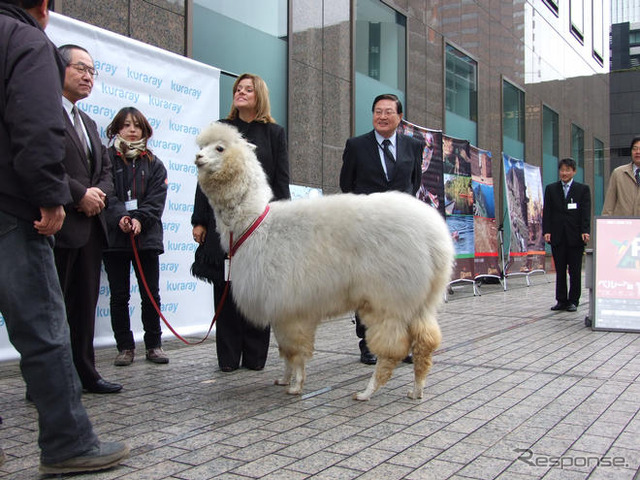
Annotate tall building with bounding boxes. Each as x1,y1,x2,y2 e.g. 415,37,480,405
612,0,640,23
53,0,610,217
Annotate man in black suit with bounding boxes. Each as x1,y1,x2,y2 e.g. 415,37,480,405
54,44,121,393
542,157,591,313
340,93,424,364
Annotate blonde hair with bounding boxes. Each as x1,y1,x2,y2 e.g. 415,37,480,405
227,73,276,124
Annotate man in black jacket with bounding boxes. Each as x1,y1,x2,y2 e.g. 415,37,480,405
0,0,128,474
542,157,591,312
340,94,424,364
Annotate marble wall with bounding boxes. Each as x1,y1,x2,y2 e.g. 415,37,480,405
54,0,186,56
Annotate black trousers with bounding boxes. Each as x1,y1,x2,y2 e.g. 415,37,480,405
103,250,162,351
354,313,370,353
213,281,270,370
53,220,103,387
551,242,584,305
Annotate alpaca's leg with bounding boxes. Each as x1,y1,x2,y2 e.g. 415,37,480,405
274,353,292,386
354,356,400,400
353,316,408,401
408,315,441,400
272,320,316,395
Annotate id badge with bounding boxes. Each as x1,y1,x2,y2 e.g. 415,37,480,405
224,258,230,281
125,199,138,211
567,202,577,210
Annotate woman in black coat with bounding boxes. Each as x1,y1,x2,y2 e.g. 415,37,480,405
104,107,169,366
191,73,290,372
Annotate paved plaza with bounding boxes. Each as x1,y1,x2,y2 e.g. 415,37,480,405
0,275,639,480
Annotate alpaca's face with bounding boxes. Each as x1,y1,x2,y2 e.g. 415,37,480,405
195,128,249,191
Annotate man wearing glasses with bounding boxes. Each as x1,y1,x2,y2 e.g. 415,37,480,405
340,93,424,365
54,44,122,394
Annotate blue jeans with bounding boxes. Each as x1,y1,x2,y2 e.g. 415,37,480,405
0,211,98,464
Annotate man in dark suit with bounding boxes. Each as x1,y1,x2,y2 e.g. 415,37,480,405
54,44,121,394
340,93,424,364
542,157,591,313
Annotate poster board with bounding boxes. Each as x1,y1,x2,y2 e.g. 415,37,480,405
0,13,220,360
592,216,640,332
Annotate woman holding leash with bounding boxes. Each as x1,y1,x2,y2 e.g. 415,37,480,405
191,73,290,372
104,107,169,366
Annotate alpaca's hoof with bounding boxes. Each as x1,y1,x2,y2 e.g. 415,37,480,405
274,378,289,386
353,391,370,401
286,386,302,395
407,389,423,400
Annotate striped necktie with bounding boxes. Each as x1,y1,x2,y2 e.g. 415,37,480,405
72,105,91,167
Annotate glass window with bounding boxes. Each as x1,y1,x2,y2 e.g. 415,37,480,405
192,0,288,129
445,44,478,145
571,123,585,182
592,0,604,63
502,80,525,160
542,105,559,187
593,138,604,215
355,0,406,135
571,0,584,42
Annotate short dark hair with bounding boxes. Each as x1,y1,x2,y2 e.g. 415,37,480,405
629,136,640,152
0,0,47,8
558,157,576,171
58,44,91,65
372,94,403,115
106,107,153,141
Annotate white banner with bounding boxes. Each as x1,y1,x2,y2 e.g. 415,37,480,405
0,13,220,360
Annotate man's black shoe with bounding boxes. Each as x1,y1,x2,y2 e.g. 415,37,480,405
84,379,122,394
360,351,377,365
550,302,567,311
566,303,577,312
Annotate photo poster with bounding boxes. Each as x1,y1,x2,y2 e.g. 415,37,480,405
442,135,475,280
399,120,445,216
523,163,546,271
592,217,640,332
471,147,500,277
502,154,547,275
502,153,530,272
0,12,220,361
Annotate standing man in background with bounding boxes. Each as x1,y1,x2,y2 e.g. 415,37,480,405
340,93,424,364
54,43,122,394
602,135,640,216
543,158,591,313
0,0,128,473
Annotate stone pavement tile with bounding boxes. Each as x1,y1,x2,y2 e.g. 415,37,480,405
541,468,595,479
276,438,335,459
571,434,617,455
314,424,364,443
586,467,639,480
286,451,348,475
456,455,512,478
219,427,279,448
416,428,467,450
432,440,485,464
334,447,395,471
172,443,237,466
230,453,297,477
304,465,361,479
355,462,412,480
173,457,245,480
372,431,423,453
386,444,442,469
225,440,289,462
323,434,376,457
122,445,189,469
258,470,310,480
405,458,463,479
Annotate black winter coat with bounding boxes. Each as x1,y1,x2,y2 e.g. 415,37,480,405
104,146,168,253
190,118,290,283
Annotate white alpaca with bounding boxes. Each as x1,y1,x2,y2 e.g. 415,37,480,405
195,122,454,400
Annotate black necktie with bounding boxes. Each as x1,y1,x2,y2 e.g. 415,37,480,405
72,105,91,167
636,168,640,186
382,139,395,181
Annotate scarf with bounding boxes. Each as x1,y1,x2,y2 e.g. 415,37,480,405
114,135,148,160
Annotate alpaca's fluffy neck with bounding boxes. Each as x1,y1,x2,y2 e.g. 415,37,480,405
202,166,272,253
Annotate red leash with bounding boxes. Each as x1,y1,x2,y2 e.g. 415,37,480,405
126,205,269,346
129,232,228,345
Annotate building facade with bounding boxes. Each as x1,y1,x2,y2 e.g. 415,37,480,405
53,0,610,216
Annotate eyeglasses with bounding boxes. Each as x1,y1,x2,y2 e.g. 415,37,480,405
68,62,98,77
374,109,398,117
631,146,640,152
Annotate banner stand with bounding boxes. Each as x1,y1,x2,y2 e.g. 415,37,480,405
444,278,479,302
